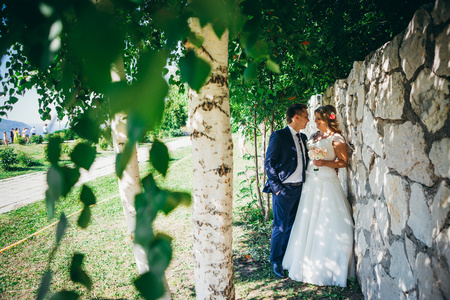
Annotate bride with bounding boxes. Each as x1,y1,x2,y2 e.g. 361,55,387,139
282,104,355,287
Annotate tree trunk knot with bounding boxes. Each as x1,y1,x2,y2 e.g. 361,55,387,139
215,163,231,177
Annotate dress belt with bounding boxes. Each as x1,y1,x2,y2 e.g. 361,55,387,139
283,182,303,186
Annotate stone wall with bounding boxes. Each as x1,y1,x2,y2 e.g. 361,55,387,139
315,1,449,298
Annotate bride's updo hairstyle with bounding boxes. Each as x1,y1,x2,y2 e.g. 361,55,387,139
314,105,341,134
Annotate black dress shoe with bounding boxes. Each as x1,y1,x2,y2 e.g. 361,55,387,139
272,262,286,278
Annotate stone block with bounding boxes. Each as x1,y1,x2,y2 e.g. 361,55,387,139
435,227,450,268
369,156,387,196
430,138,450,179
384,173,409,235
410,68,449,133
432,255,450,298
400,9,431,80
374,72,405,120
384,121,436,187
433,24,450,77
390,241,416,292
356,162,369,199
404,236,416,270
432,0,450,25
367,82,377,111
358,198,374,231
407,183,433,247
358,257,377,299
431,181,450,238
415,252,441,299
362,106,383,156
374,200,390,244
355,84,365,122
356,229,369,259
366,50,383,83
362,146,374,170
382,34,401,73
348,61,363,93
370,222,386,265
375,264,401,299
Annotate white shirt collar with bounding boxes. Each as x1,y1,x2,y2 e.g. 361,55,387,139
288,125,300,135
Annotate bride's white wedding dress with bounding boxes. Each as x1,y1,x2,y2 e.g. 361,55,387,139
282,133,355,287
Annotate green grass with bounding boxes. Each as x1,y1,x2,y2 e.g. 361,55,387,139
0,137,363,299
0,142,115,180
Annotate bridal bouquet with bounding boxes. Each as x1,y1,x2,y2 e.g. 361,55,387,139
308,146,327,171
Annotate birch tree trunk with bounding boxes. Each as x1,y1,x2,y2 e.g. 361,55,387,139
253,110,264,219
262,117,270,221
186,19,235,299
110,58,171,300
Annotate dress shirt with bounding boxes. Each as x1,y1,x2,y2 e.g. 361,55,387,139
283,125,306,183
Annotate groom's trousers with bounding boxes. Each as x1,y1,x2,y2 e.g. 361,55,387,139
270,184,303,264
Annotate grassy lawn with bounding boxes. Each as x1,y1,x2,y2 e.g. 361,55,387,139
0,137,363,299
0,142,115,180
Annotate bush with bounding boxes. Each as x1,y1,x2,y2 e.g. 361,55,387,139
98,137,112,151
61,142,74,155
17,151,33,166
0,148,18,170
30,135,43,144
16,136,26,145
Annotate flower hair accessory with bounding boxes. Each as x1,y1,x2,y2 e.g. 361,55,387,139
329,113,336,120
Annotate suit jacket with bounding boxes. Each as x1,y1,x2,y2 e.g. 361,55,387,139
263,126,308,194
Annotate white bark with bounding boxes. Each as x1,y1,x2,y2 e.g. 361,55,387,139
187,19,235,299
110,59,171,300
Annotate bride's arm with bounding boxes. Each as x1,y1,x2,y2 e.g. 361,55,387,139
313,140,348,168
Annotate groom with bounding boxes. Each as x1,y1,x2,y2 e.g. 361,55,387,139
263,103,309,278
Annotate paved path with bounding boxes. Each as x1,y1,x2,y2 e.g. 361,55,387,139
0,137,191,214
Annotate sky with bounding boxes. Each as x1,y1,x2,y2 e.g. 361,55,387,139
0,55,68,132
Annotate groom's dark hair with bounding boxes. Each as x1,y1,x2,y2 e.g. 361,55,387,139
286,103,307,124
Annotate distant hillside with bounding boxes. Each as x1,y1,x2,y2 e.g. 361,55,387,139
0,119,32,134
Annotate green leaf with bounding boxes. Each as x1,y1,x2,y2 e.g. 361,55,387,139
77,207,91,229
36,270,53,300
147,234,172,275
134,271,165,300
8,96,18,104
80,185,96,206
115,143,133,179
150,139,169,177
134,193,155,247
47,136,62,165
73,115,99,143
70,143,96,170
56,213,68,244
244,63,257,84
60,166,80,197
187,31,205,48
45,166,63,218
162,191,191,215
50,290,79,300
266,59,280,74
179,50,211,92
68,6,123,92
70,253,92,291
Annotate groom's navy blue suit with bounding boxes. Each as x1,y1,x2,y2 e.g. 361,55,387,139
264,126,308,264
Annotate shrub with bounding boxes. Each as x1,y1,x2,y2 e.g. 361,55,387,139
16,136,26,145
0,148,18,170
98,137,112,151
61,142,74,155
30,135,43,144
17,151,33,166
